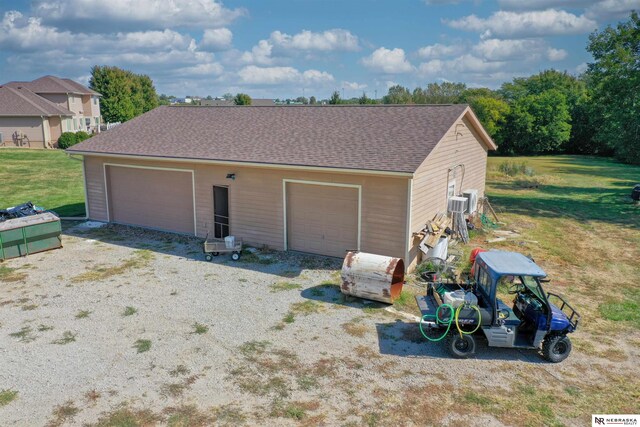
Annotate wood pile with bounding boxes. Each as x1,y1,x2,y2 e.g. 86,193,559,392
415,212,451,249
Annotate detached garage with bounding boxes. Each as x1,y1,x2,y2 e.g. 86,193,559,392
68,105,496,270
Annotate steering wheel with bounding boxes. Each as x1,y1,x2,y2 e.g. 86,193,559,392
508,281,525,294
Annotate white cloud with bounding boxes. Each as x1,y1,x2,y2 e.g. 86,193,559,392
498,0,597,9
239,28,359,66
417,60,446,75
200,28,232,51
473,38,551,61
175,62,224,76
547,47,568,61
417,43,465,59
575,62,588,73
32,0,245,31
361,47,414,73
446,9,598,38
342,81,367,90
240,40,274,65
586,0,640,20
0,11,73,51
0,12,195,53
270,29,359,52
237,65,334,85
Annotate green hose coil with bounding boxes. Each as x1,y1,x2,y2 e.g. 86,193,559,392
419,303,454,342
419,302,482,342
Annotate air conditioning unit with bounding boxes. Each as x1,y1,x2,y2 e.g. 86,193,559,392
448,196,468,214
463,189,479,214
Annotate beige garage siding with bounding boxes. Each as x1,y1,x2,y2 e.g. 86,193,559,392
105,165,195,234
407,115,490,269
83,156,410,260
286,182,359,257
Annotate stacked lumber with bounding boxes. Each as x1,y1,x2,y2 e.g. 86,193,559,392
423,212,451,248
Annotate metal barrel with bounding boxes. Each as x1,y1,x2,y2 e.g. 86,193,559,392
340,251,405,304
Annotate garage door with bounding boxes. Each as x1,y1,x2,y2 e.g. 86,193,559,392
106,165,194,234
286,182,358,257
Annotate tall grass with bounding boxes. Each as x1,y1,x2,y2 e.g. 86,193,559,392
498,161,535,177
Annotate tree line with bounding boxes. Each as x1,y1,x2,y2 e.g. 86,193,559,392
332,12,639,164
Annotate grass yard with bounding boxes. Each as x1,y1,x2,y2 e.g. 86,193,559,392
0,148,85,217
473,155,640,422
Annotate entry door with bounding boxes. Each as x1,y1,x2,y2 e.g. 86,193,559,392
213,186,229,238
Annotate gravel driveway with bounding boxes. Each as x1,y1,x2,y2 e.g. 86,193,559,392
0,223,636,426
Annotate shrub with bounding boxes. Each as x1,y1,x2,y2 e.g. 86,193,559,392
75,131,91,142
498,161,535,177
57,132,77,149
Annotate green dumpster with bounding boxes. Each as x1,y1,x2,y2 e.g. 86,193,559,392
0,212,62,261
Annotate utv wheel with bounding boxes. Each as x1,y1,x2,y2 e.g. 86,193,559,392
542,334,572,363
231,252,240,261
205,254,213,262
447,334,476,359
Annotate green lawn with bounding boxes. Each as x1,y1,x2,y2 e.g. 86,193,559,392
0,149,85,217
476,155,640,423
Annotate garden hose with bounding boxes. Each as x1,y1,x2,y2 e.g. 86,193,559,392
419,303,454,342
455,303,482,338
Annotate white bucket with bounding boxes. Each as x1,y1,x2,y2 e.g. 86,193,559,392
224,235,235,249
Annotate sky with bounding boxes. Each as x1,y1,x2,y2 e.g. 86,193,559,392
0,0,638,99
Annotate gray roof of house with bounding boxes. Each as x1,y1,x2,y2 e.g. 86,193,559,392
6,76,100,96
68,104,475,173
0,85,74,117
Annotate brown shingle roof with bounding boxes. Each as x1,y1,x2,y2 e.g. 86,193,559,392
0,85,74,117
6,76,100,96
69,104,471,173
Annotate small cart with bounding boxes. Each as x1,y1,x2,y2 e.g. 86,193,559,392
203,237,243,261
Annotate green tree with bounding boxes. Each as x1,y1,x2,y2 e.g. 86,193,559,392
234,93,252,105
421,82,467,104
468,97,511,140
138,75,159,112
586,12,640,163
90,65,136,122
329,90,341,105
358,92,377,104
501,90,571,154
382,85,412,104
158,94,172,106
89,66,160,122
309,96,317,105
222,92,234,100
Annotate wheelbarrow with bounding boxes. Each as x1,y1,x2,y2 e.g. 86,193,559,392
203,236,243,261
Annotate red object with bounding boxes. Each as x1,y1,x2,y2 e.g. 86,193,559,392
469,248,487,276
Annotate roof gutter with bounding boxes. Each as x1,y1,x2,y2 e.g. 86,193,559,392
65,150,414,178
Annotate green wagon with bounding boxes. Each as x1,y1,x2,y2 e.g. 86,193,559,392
0,212,62,261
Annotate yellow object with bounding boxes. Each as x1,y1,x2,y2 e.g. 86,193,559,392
455,303,481,338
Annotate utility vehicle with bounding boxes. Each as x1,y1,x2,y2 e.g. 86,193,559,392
416,250,580,362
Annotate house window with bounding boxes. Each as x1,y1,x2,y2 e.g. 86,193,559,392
447,180,456,199
95,117,100,125
73,118,77,130
93,97,98,105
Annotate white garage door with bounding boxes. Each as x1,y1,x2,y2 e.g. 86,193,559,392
106,165,195,234
286,182,359,257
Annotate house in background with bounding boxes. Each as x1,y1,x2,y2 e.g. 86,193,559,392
69,104,496,270
1,76,101,148
0,85,74,148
